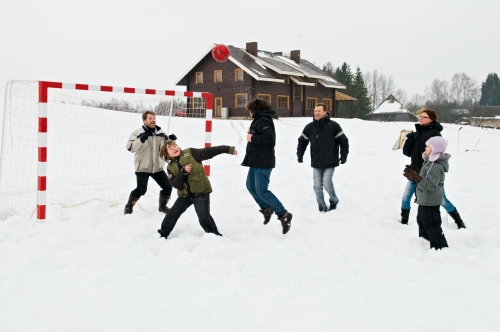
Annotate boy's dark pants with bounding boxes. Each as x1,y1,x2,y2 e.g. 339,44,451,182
131,171,172,197
417,205,449,249
159,193,221,239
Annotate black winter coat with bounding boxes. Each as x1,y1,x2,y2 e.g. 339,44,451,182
402,121,443,169
241,109,278,168
296,114,349,169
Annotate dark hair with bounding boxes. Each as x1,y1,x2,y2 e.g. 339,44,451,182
159,141,180,161
246,98,272,116
315,103,327,112
142,111,156,121
421,109,437,121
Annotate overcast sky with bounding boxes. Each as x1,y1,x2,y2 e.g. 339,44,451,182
1,0,498,98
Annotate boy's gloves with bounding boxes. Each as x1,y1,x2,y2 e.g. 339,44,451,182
140,132,151,143
168,134,177,141
403,168,422,183
340,157,347,164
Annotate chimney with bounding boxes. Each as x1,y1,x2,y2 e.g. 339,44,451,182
290,50,300,63
246,42,258,56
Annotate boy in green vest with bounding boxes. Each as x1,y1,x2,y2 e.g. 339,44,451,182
157,141,237,239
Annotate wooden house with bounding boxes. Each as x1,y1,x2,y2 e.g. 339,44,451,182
174,42,353,118
368,94,417,122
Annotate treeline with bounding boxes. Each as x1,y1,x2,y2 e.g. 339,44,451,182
324,60,500,123
79,99,176,115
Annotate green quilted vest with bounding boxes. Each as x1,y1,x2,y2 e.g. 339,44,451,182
167,148,212,197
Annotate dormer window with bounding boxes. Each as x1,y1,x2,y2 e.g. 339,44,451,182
196,72,203,84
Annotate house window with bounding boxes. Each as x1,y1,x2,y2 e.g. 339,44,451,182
235,69,244,82
214,70,222,83
258,94,271,105
235,94,247,108
293,84,302,102
196,72,203,84
277,95,289,110
192,97,204,109
322,98,333,112
306,98,317,110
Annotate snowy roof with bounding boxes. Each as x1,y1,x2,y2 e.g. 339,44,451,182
371,94,414,115
175,43,345,88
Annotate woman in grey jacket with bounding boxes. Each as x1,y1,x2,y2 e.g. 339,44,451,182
403,136,449,250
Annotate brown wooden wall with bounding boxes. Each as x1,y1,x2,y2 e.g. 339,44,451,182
185,54,337,118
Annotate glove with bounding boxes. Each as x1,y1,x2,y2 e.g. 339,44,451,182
404,164,419,173
340,157,347,164
139,131,151,143
168,134,177,141
403,168,422,183
297,156,303,163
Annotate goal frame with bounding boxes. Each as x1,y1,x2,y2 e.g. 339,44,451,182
32,81,213,221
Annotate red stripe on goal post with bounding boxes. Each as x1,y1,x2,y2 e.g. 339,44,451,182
39,81,63,103
38,176,47,191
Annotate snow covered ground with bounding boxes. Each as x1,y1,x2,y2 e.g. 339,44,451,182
1,117,500,331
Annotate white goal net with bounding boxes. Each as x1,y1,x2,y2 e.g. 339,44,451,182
0,80,213,220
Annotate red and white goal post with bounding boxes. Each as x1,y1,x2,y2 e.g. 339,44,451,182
0,80,213,221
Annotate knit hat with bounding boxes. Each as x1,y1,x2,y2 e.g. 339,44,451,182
426,136,447,161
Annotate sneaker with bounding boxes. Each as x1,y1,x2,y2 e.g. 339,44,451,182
278,212,292,234
319,207,327,213
328,201,338,211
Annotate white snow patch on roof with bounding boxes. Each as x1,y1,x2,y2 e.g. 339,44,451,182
251,68,265,76
258,51,272,58
276,55,301,68
372,101,410,114
256,62,267,70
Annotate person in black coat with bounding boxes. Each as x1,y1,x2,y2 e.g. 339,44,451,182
400,109,466,228
241,98,292,234
296,103,349,212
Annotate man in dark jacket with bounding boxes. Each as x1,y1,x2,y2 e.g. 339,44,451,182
242,98,292,234
400,109,465,229
297,103,349,212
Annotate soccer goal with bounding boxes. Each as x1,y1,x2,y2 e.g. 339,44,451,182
0,80,213,221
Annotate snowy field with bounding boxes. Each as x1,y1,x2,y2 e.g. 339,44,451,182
1,116,500,331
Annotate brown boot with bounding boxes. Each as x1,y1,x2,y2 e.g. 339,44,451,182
278,212,292,234
259,207,274,225
158,193,170,213
124,194,139,214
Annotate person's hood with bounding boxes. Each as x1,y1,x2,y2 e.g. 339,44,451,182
254,108,278,120
415,121,443,133
423,152,451,173
313,113,330,126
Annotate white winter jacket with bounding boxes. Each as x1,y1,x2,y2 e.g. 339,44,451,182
126,125,167,173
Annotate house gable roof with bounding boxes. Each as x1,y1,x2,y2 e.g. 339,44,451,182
370,94,415,116
175,43,346,88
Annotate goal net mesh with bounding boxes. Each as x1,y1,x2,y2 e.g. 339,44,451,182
0,80,209,219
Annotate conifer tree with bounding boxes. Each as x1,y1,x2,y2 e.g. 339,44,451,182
351,67,371,119
479,73,500,106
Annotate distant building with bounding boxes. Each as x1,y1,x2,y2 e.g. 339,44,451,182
368,94,417,122
473,106,500,116
174,42,356,118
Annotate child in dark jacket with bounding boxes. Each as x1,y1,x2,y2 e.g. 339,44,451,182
403,136,449,250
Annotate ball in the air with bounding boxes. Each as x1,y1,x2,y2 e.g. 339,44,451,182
212,44,230,63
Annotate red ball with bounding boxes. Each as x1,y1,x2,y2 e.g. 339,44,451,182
212,44,230,63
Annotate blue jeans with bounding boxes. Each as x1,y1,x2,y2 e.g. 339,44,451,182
246,167,287,218
401,180,456,212
313,167,339,211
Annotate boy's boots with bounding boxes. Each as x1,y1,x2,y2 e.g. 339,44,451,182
400,208,410,225
158,193,170,213
259,207,274,225
278,212,293,234
124,194,139,215
448,209,466,229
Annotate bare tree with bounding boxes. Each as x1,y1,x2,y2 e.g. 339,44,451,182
394,88,409,105
425,79,449,105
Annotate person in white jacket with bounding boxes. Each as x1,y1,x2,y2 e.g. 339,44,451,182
124,111,176,214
